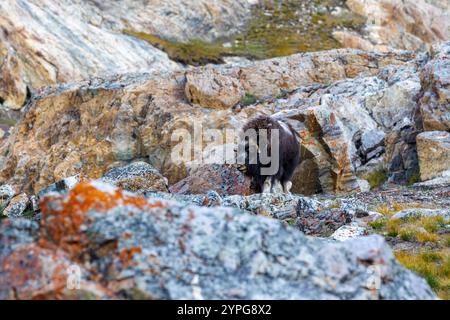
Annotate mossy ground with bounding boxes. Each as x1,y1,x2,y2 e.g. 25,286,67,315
367,202,450,299
126,0,365,65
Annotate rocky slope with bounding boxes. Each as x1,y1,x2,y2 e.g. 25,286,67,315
0,180,437,299
1,42,448,197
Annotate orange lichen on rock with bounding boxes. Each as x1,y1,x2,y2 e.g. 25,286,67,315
0,244,69,299
39,180,167,255
119,247,143,267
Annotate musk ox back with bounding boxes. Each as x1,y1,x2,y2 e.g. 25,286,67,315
240,115,300,193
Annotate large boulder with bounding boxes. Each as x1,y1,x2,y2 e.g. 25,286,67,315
101,161,169,194
0,180,435,300
419,42,450,131
416,131,450,181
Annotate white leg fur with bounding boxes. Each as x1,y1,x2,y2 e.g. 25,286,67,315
283,181,292,194
262,178,272,193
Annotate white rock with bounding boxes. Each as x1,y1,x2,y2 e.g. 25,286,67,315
330,223,367,241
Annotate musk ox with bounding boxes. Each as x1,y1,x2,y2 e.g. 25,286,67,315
239,115,300,193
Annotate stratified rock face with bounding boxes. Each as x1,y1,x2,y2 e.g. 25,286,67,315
419,42,450,131
335,0,450,52
0,181,436,300
185,49,415,107
101,161,169,194
416,131,450,181
0,0,182,110
0,47,415,194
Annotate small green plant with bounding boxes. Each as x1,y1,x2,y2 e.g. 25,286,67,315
240,93,258,107
407,172,421,185
363,168,388,189
399,229,415,241
368,219,386,230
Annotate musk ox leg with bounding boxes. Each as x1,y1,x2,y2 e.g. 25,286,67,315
262,178,272,193
282,181,292,194
271,178,283,193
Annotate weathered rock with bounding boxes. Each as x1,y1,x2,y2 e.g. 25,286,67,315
385,122,421,184
185,48,415,107
391,208,450,220
416,131,450,181
2,193,29,217
78,0,255,43
28,181,435,300
101,161,168,194
296,207,352,237
419,42,450,131
37,175,83,198
0,0,182,110
0,184,15,204
360,129,385,155
170,164,252,196
185,68,245,109
334,0,450,52
330,223,368,241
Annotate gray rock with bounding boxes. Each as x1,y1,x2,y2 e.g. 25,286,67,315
361,129,385,154
0,218,39,255
391,208,450,220
2,193,29,217
0,184,15,204
37,175,82,198
330,223,367,241
101,161,169,193
296,208,352,236
79,197,436,299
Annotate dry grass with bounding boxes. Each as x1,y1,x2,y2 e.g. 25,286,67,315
374,202,435,217
396,249,450,299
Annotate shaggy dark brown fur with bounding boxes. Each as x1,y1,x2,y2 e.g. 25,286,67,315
241,115,300,193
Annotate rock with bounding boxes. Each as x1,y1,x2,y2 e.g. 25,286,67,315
360,129,385,155
224,193,301,218
25,180,435,300
185,48,415,107
334,0,450,52
78,0,255,43
0,0,182,110
414,170,450,187
37,175,83,198
391,208,450,220
330,223,368,241
0,184,15,204
2,193,29,217
419,42,450,131
385,122,421,184
0,243,113,300
101,161,168,194
185,68,245,109
296,207,352,237
416,131,450,181
368,212,385,222
169,164,252,196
